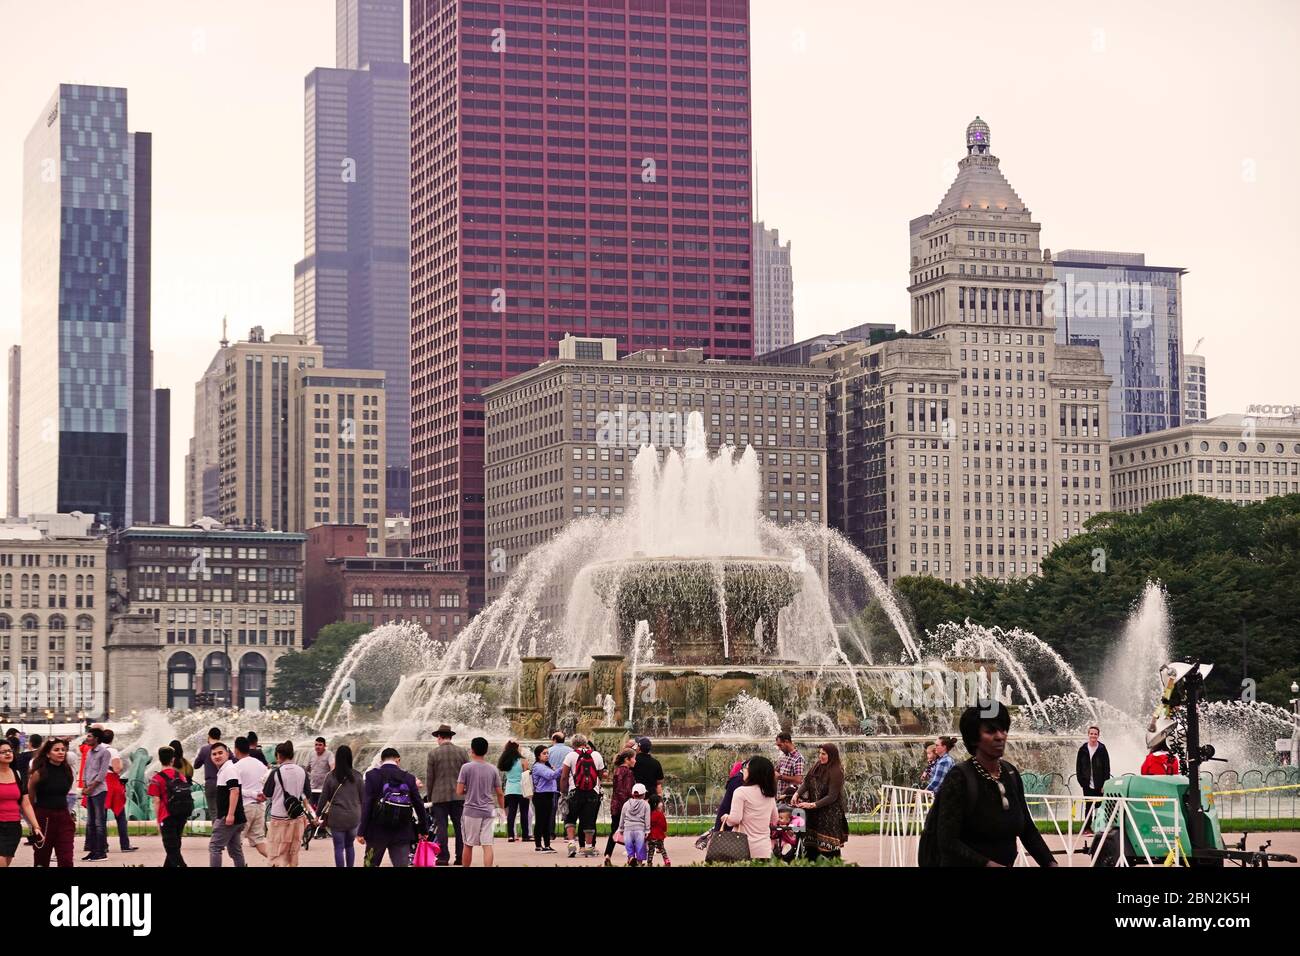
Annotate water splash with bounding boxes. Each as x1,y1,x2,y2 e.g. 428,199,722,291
718,692,781,738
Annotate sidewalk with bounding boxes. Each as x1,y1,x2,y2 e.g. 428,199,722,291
10,829,1299,867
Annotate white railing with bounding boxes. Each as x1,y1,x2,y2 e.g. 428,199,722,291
880,786,1183,867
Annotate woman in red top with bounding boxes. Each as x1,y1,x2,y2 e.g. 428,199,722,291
0,739,43,866
603,749,637,866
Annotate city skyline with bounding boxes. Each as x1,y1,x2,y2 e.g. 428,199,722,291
1,0,1297,518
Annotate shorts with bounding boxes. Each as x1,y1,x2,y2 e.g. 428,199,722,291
0,821,20,856
243,802,268,846
462,814,495,847
555,792,568,822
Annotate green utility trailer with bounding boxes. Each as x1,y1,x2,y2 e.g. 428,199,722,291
1092,774,1219,865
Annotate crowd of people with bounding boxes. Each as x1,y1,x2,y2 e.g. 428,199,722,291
2,709,1187,869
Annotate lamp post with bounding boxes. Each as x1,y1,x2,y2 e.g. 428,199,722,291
1290,681,1299,768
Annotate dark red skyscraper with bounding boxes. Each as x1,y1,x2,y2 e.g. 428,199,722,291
410,0,753,608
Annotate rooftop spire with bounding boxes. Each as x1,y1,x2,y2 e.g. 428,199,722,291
966,116,991,155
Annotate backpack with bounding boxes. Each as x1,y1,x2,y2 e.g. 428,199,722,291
269,767,306,820
571,747,600,792
917,760,982,868
374,774,415,830
155,769,195,821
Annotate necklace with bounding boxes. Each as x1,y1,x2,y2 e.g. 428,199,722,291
971,758,1001,781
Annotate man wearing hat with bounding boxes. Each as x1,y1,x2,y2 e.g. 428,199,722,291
631,737,664,797
425,724,470,866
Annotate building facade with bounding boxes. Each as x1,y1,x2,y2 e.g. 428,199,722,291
1184,352,1207,423
291,368,387,554
184,343,224,523
304,524,468,645
1050,249,1185,438
0,514,108,720
295,0,412,515
753,220,793,356
19,85,167,528
819,117,1113,585
217,330,323,532
108,524,305,712
6,345,18,518
1110,414,1300,513
484,335,830,612
758,323,898,366
202,328,387,550
410,0,754,610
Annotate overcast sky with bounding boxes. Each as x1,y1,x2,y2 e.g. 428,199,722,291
2,0,1297,517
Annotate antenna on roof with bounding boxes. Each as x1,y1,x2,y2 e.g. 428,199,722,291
220,315,229,349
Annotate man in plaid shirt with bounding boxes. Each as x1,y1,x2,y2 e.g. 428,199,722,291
775,733,805,801
926,736,958,792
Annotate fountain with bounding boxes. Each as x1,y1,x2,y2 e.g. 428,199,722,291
104,416,1296,820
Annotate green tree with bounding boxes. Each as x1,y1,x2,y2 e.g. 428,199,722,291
269,621,371,709
888,495,1300,707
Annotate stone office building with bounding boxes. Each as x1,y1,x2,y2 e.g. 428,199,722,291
811,118,1113,585
1110,413,1300,512
484,334,832,614
106,523,305,713
0,513,107,720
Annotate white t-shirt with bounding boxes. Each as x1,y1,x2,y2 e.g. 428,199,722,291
562,748,606,795
235,756,269,806
267,762,308,819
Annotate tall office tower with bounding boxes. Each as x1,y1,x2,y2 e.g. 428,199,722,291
816,118,1111,584
217,329,324,531
6,345,19,517
1184,352,1207,423
19,85,167,527
185,337,226,523
410,0,754,609
295,0,412,516
1051,249,1185,438
290,367,387,554
207,328,387,548
752,220,793,356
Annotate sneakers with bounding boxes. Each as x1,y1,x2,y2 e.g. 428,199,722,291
567,842,577,858
541,846,557,853
663,859,672,867
603,857,613,867
121,846,138,853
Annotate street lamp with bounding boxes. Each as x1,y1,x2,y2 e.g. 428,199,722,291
1290,681,1299,768
44,710,53,734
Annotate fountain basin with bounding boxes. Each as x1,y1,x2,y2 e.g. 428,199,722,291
585,555,800,665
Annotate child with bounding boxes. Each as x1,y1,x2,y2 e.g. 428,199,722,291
617,782,650,866
647,793,671,867
772,804,800,862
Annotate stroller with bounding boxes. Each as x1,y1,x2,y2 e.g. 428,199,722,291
770,805,807,862
301,792,330,851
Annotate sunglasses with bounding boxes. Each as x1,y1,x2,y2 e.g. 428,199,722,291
992,778,1009,812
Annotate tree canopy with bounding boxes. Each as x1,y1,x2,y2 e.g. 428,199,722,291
889,494,1300,706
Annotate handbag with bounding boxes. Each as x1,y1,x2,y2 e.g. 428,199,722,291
614,829,625,845
412,836,441,867
520,763,534,799
704,828,751,864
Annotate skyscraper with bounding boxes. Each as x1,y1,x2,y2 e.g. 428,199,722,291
184,333,225,523
296,0,411,515
752,220,793,356
1051,249,1185,437
814,118,1112,584
410,0,753,608
7,345,19,518
1184,351,1207,423
19,85,166,527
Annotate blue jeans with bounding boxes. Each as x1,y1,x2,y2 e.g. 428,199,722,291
624,828,647,863
332,827,358,867
85,792,108,857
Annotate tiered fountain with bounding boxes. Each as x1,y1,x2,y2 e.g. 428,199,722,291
109,412,1297,816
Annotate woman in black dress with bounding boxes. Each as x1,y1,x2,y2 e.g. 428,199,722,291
795,743,849,860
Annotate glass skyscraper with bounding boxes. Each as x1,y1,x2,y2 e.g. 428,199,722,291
1051,249,1185,438
295,0,412,516
20,84,166,526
